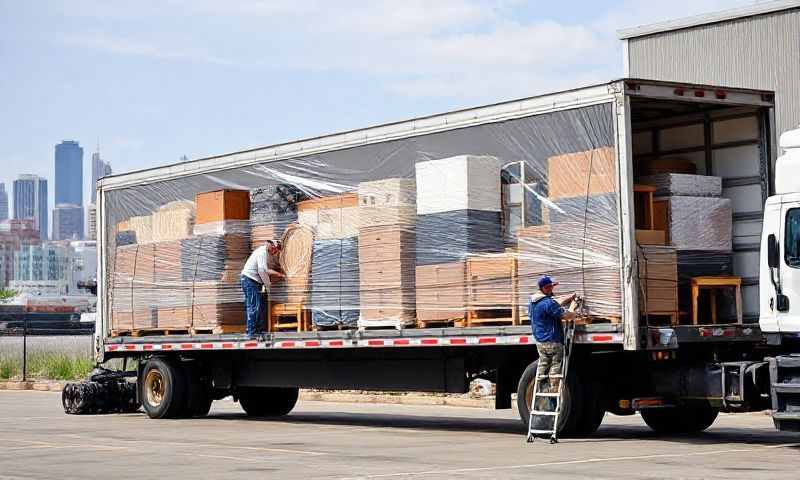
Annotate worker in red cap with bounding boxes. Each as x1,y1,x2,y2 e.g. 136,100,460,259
529,276,576,391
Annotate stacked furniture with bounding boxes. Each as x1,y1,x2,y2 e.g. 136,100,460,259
298,194,361,328
518,147,621,321
357,179,417,329
639,173,735,323
249,184,308,251
415,155,504,324
637,246,679,325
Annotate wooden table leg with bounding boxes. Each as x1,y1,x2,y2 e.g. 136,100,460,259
710,289,717,324
692,284,699,325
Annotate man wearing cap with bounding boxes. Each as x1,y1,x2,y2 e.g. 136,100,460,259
241,240,285,337
529,276,577,391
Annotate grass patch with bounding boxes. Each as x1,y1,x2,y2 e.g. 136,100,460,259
0,353,94,381
0,358,19,379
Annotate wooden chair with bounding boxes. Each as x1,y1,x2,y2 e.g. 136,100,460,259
691,276,743,325
269,303,311,332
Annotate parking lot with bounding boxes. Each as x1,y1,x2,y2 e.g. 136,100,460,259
1,390,798,479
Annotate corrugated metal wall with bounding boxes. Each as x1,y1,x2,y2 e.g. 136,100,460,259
627,9,800,141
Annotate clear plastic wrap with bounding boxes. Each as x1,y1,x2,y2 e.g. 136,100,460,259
105,103,623,334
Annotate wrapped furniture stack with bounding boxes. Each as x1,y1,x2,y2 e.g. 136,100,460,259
518,147,621,320
639,173,735,322
357,179,417,329
298,194,360,328
249,184,309,251
415,155,504,324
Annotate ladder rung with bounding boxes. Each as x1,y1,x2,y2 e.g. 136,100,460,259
534,392,560,397
528,429,555,434
531,410,558,416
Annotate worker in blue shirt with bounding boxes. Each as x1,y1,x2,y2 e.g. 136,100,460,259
529,276,576,392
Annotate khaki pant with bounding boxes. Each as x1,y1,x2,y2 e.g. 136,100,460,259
536,342,564,391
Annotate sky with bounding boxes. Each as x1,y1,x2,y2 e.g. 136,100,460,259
0,0,761,215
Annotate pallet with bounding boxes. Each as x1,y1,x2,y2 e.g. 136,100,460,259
190,324,247,335
270,303,311,332
357,318,415,331
466,308,518,327
416,318,467,329
122,328,190,337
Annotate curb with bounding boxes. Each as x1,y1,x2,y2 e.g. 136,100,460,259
0,381,494,408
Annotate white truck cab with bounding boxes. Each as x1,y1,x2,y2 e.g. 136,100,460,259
761,127,800,335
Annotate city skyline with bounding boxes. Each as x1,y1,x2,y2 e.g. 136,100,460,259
12,174,48,240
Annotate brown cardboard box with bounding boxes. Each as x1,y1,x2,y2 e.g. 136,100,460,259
196,190,250,224
547,147,616,200
636,229,666,245
467,253,517,308
416,262,467,321
638,246,678,313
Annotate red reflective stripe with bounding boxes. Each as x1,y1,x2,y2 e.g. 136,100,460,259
280,341,296,348
590,335,614,342
243,342,258,348
107,345,119,351
305,341,321,347
200,343,214,349
142,344,153,350
421,339,438,345
478,337,497,344
723,329,736,337
222,343,234,349
393,339,410,346
161,344,173,350
328,340,344,347
449,338,467,345
367,340,384,346
519,336,530,344
180,343,194,350
124,345,136,351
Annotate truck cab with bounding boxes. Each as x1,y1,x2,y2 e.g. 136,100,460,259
760,127,800,336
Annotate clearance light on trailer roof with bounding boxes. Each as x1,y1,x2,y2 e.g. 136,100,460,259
694,90,705,98
715,90,727,100
674,88,685,96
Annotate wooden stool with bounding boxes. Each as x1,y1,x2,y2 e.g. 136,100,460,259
633,184,657,230
269,303,310,332
691,276,743,325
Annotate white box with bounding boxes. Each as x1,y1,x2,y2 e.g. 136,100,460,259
415,155,503,215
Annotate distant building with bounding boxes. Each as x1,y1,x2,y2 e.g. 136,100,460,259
53,203,83,241
0,219,40,287
90,150,111,203
0,182,8,221
87,203,97,240
69,240,97,285
13,174,48,240
55,141,84,226
13,242,72,283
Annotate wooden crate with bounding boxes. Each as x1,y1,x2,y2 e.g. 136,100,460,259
196,190,250,224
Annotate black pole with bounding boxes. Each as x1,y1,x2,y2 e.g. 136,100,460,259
22,315,27,382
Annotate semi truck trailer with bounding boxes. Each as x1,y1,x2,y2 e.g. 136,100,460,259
91,78,800,435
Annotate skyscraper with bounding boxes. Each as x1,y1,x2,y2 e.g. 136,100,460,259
90,148,111,203
13,174,48,240
55,140,84,203
87,203,97,241
53,203,83,241
0,183,8,221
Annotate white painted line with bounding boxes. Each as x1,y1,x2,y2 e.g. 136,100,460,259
336,442,800,479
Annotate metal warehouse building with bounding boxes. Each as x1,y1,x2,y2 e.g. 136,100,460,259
620,0,800,142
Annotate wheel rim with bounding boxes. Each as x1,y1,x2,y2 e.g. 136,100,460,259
145,370,166,407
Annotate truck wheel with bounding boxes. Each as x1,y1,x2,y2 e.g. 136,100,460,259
516,360,584,436
575,377,605,435
238,387,299,417
140,358,186,419
641,405,719,434
181,363,212,418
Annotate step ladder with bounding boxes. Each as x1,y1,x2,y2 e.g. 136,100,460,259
526,317,577,444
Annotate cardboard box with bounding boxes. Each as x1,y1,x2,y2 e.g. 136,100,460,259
636,229,666,245
196,190,250,225
297,193,359,239
638,246,678,313
416,261,467,321
416,155,503,215
547,147,616,200
467,253,517,308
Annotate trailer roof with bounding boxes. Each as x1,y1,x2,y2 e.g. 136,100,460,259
98,78,773,190
618,0,800,40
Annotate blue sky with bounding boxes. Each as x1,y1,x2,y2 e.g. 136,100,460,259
0,0,757,211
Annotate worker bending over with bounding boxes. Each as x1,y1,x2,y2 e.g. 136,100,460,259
241,240,285,337
529,276,577,391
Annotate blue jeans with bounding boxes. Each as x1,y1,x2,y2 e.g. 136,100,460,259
241,276,265,336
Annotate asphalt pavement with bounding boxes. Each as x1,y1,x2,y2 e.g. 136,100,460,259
1,390,798,479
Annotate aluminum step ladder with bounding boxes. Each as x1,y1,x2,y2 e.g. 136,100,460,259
526,314,577,444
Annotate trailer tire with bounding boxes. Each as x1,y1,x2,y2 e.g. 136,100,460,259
181,363,212,418
641,405,719,434
239,387,299,417
140,358,186,419
516,360,584,436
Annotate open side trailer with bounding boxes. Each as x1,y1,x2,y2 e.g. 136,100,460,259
94,78,792,434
